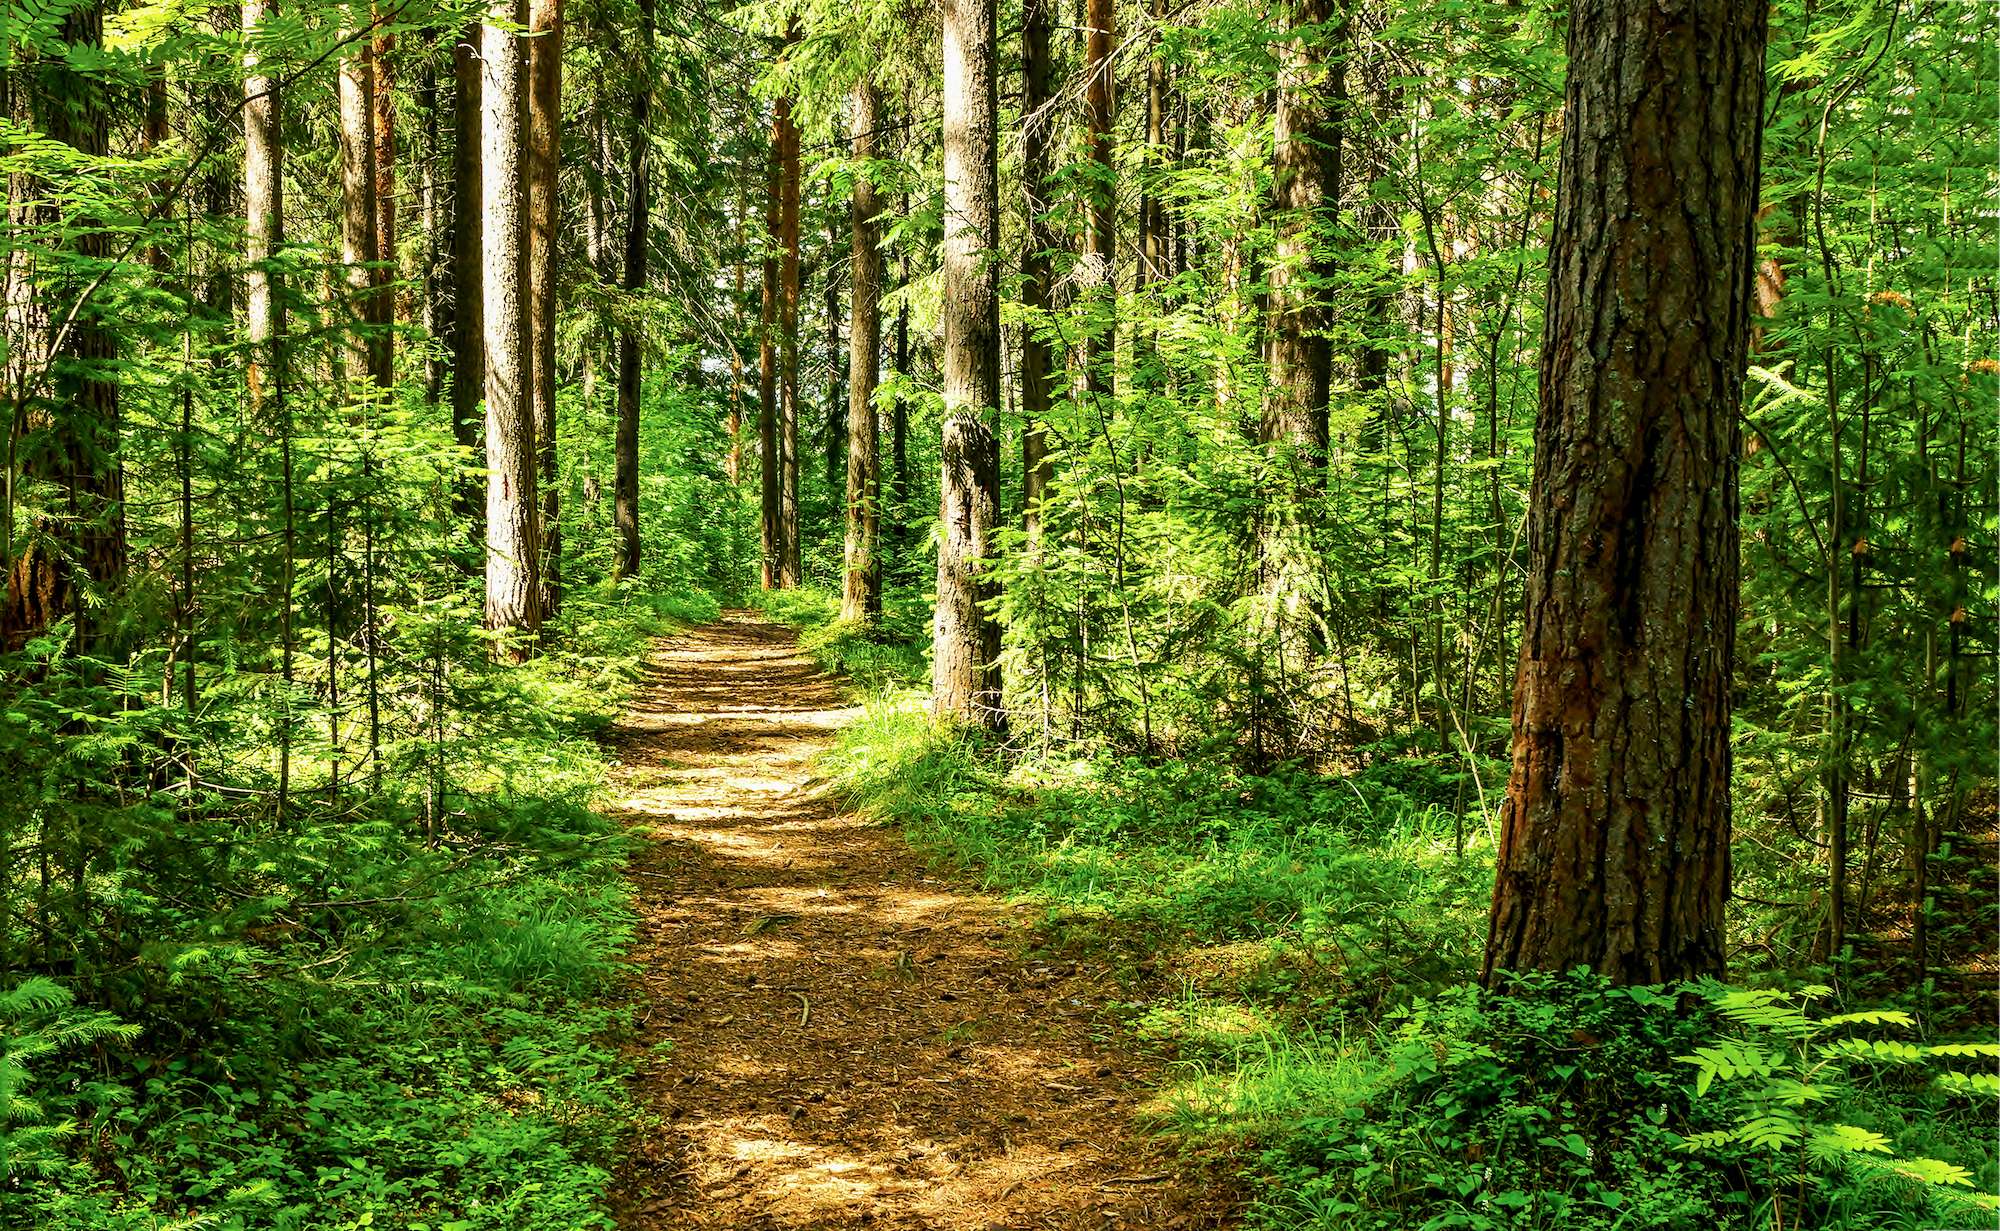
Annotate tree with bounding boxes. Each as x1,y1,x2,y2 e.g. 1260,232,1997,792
482,0,541,645
1082,0,1115,398
1482,0,1768,985
758,101,781,589
612,0,655,580
777,82,802,588
528,0,563,612
243,0,292,805
1,0,123,654
1256,0,1344,727
1018,0,1056,535
841,78,883,624
932,0,1004,731
339,9,380,392
450,21,485,533
370,13,396,383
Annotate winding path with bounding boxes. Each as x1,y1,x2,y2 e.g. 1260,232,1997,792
604,611,1234,1230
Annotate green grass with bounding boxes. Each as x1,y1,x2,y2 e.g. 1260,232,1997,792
758,586,2000,1231
4,583,707,1231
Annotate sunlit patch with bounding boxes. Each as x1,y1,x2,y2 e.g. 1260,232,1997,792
606,614,1222,1229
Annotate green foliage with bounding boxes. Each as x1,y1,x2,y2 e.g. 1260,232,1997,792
1675,983,2000,1226
1,592,697,1229
1188,973,1998,1231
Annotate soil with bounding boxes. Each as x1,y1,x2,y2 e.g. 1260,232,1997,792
604,611,1240,1230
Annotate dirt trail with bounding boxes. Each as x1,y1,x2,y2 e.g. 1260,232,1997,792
605,612,1235,1230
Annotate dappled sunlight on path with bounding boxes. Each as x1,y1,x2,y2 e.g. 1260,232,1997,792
605,611,1234,1230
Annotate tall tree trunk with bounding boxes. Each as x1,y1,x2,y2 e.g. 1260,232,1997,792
842,79,883,624
450,22,484,535
1019,0,1056,535
528,0,563,613
1082,0,1115,399
370,17,396,379
1482,0,1765,985
758,108,781,588
728,184,744,486
339,13,380,395
1138,0,1168,292
482,0,541,645
244,0,292,806
934,0,1004,731
612,0,654,579
778,89,802,587
825,212,845,492
1257,0,1343,733
419,37,445,406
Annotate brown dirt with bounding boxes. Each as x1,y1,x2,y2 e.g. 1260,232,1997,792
604,611,1239,1230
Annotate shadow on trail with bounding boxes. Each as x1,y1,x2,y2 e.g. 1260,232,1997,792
605,611,1236,1231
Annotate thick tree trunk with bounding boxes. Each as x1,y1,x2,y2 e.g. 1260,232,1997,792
1482,0,1765,986
451,22,485,534
842,80,883,624
758,109,781,589
933,0,1005,731
612,0,654,579
528,0,562,613
778,90,802,587
1019,0,1056,535
481,0,541,645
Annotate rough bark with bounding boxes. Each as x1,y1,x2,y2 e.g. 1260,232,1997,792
842,79,883,624
933,0,1005,731
528,0,562,612
1482,0,1765,986
482,0,541,644
613,0,654,580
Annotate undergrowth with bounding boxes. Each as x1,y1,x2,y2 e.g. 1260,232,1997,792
3,584,712,1230
761,587,2000,1231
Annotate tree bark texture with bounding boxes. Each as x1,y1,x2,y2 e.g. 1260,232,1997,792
1482,0,1765,986
933,0,1005,731
481,0,541,643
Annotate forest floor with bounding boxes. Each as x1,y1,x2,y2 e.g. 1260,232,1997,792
601,611,1238,1230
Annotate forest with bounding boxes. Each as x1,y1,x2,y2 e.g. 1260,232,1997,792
1,0,1995,1225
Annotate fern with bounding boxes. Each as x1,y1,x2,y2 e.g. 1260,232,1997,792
1676,982,1993,1211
